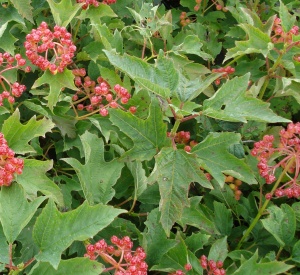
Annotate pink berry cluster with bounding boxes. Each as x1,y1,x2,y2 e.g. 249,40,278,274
84,236,148,275
212,66,235,85
200,255,226,275
194,0,201,12
167,131,198,152
271,16,299,44
0,133,24,186
76,0,116,9
251,123,300,199
24,22,76,74
168,263,192,275
72,68,136,117
0,52,30,106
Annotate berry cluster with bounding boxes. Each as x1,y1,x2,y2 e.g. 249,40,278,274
25,22,76,74
194,0,201,12
271,16,299,44
200,255,226,275
251,123,300,199
225,175,242,200
76,0,116,9
84,236,148,275
72,68,135,117
169,263,192,275
212,66,235,85
0,133,24,186
167,131,198,152
0,52,30,106
179,12,191,27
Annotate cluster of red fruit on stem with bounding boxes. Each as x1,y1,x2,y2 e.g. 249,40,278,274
0,133,24,186
84,236,148,275
225,175,242,200
76,0,116,9
271,16,299,45
167,131,198,152
179,12,191,27
200,255,226,275
25,22,76,74
72,68,136,117
168,263,192,275
251,123,300,199
194,0,201,12
212,66,235,85
0,52,30,106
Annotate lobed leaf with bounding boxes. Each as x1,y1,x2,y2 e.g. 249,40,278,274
148,148,212,235
1,109,55,154
33,200,126,269
10,0,33,23
62,131,124,205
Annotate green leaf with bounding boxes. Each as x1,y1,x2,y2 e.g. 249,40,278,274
0,225,9,264
0,5,24,26
261,204,296,247
149,149,212,235
279,0,296,33
179,196,219,235
28,258,104,275
32,69,77,111
192,132,257,186
0,22,18,54
142,208,177,267
203,74,290,123
33,200,126,269
127,161,147,199
0,184,45,243
172,35,213,60
46,0,82,27
208,236,228,262
291,240,300,263
104,50,179,98
62,131,124,205
224,24,273,62
109,100,170,161
16,159,64,207
232,251,293,275
1,109,54,154
274,77,300,104
10,0,33,22
214,201,233,236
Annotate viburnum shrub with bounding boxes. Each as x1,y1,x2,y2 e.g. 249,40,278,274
1,0,300,274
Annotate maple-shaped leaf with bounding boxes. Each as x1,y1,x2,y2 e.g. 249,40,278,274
16,159,64,207
192,132,257,186
10,0,33,23
33,200,125,269
62,131,124,205
0,183,46,243
109,101,170,161
1,109,54,154
203,73,290,123
148,148,212,236
32,69,77,111
224,24,273,62
46,0,82,27
232,251,293,275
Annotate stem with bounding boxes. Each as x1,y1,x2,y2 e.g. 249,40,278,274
236,157,295,249
170,120,181,136
258,76,269,100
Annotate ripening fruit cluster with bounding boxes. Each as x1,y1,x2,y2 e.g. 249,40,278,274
72,68,136,116
225,175,242,200
0,52,30,106
179,12,191,27
194,0,201,12
76,0,116,9
272,16,300,45
25,22,76,74
0,133,24,186
200,255,226,275
167,131,198,152
84,236,148,275
251,123,300,199
212,66,235,85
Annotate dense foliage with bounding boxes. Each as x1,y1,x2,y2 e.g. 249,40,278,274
0,0,300,274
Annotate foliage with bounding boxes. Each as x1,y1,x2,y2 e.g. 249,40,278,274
0,0,300,274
